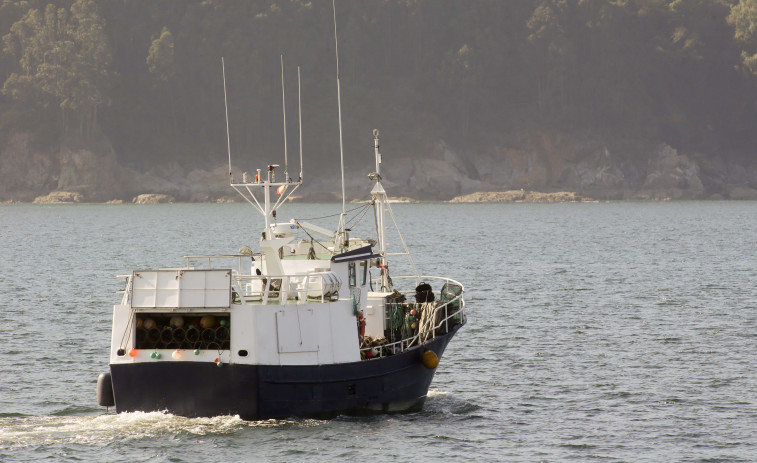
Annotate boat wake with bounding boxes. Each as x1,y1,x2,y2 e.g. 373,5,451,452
424,389,482,417
0,412,321,449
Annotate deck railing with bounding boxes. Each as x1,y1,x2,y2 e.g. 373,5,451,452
359,276,465,359
118,267,340,307
232,272,340,305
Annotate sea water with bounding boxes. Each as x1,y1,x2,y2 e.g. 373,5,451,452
0,201,756,462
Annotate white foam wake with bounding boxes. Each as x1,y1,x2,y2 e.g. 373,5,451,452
0,411,310,449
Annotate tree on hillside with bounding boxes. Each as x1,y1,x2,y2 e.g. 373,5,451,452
729,0,757,73
2,0,113,139
147,26,175,83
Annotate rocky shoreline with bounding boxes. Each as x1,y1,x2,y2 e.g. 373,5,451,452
450,190,592,203
5,131,757,204
15,188,757,205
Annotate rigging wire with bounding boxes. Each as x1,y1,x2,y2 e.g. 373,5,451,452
293,220,336,255
347,202,373,229
294,202,368,222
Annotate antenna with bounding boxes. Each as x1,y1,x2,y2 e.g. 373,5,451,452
298,66,303,182
222,57,232,183
280,55,289,181
332,0,347,236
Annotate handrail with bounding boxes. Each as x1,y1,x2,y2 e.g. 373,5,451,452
183,254,264,276
359,289,465,359
118,274,133,306
119,269,340,307
232,271,341,305
390,275,466,293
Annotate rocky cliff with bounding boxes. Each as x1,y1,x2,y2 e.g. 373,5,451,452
3,131,757,203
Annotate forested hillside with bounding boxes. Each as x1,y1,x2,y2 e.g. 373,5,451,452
4,0,757,202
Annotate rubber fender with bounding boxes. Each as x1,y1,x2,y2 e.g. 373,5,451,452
97,372,115,407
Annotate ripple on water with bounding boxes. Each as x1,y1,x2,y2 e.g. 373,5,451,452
2,202,757,461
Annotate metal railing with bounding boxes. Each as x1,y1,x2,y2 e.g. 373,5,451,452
232,271,341,305
117,253,341,307
359,276,465,359
183,254,261,274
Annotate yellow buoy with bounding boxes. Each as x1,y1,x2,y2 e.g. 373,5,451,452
421,350,439,369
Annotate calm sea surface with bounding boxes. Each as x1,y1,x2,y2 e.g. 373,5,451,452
1,201,756,462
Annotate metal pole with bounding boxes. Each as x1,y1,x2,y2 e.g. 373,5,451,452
222,57,233,183
333,0,347,241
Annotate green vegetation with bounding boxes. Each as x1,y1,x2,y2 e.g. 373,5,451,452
2,0,757,171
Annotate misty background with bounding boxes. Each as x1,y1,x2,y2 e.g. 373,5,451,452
3,0,757,202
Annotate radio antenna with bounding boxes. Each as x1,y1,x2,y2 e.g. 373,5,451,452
298,66,303,182
332,0,347,238
222,57,232,183
281,55,289,181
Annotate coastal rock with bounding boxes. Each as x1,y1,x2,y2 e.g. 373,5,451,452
450,190,589,203
132,194,174,204
472,134,631,194
574,148,627,190
0,132,127,202
0,133,57,202
475,147,548,190
636,144,704,199
116,167,179,200
183,165,237,202
33,191,83,204
406,158,467,199
726,185,757,200
56,139,122,201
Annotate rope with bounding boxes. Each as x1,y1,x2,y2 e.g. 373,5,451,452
417,301,437,343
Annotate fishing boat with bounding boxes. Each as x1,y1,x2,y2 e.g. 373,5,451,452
96,126,466,419
96,5,464,419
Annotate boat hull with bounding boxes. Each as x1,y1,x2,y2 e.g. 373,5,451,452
110,324,461,420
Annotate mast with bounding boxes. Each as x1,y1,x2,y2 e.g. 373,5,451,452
370,129,390,291
370,129,419,290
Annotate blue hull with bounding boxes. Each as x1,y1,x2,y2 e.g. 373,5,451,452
110,324,461,420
